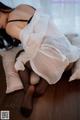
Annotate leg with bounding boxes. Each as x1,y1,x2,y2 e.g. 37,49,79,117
16,51,35,117
15,50,30,91
21,85,36,117
21,76,49,117
18,67,30,92
19,63,35,117
35,78,49,97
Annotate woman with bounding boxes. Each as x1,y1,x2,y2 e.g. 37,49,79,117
0,2,80,117
0,2,49,117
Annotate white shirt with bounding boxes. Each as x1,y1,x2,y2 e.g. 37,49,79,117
15,10,80,84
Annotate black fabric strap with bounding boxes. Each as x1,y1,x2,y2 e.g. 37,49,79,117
8,19,29,23
27,4,36,10
27,16,33,24
8,16,33,24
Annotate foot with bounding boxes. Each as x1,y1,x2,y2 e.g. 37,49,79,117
20,85,35,117
35,79,49,97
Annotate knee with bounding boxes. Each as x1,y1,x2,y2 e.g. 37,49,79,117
30,72,40,85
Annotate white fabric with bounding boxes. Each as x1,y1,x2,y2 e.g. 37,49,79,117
0,46,40,94
0,47,23,93
15,51,40,85
66,34,80,81
69,59,80,81
15,10,80,84
15,51,27,71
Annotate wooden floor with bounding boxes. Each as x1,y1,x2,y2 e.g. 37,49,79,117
0,55,80,120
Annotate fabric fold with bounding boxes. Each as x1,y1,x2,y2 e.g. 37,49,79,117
15,10,80,84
